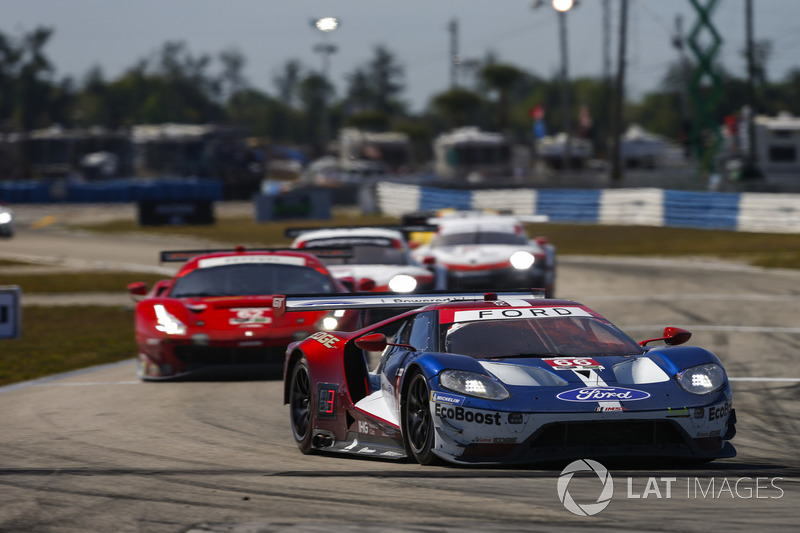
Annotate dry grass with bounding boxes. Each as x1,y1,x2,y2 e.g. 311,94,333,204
0,306,136,387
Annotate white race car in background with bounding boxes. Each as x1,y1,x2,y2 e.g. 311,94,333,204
290,226,447,293
411,212,556,297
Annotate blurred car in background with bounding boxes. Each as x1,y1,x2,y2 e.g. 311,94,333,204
0,204,14,237
410,211,556,297
127,247,358,380
290,226,446,293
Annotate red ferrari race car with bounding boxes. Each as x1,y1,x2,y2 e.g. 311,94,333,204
127,247,359,380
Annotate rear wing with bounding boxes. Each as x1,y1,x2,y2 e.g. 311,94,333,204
272,289,545,317
159,247,352,263
401,211,549,225
285,224,439,241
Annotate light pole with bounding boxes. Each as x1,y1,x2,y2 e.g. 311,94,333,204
311,17,339,155
533,0,576,171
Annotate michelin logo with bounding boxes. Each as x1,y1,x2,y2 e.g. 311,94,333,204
431,391,465,405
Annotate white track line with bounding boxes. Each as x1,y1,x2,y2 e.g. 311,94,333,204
729,378,800,382
584,294,800,303
623,325,800,334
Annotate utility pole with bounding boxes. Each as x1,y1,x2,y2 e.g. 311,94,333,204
449,18,459,88
557,9,572,171
602,0,611,159
673,16,691,136
743,0,761,178
602,0,611,83
610,0,628,184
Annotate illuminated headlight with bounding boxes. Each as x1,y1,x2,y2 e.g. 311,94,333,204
0,212,11,224
388,274,417,293
677,363,727,395
439,370,509,400
510,251,535,270
154,304,187,335
322,316,339,330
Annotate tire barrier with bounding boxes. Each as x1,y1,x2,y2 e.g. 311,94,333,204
375,182,800,233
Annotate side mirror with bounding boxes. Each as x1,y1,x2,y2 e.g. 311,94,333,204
339,276,356,292
357,278,376,292
127,282,148,302
639,326,692,347
355,332,388,352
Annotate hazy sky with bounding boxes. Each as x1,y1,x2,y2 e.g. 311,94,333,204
2,0,798,112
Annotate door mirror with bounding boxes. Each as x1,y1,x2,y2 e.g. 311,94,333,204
127,282,148,302
639,326,692,347
355,332,388,352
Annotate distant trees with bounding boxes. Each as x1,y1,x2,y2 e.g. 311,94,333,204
3,25,800,162
0,26,63,130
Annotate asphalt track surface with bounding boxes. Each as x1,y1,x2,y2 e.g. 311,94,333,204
1,216,799,532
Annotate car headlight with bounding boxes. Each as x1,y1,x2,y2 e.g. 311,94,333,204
439,370,510,400
154,304,187,335
0,212,11,224
388,274,417,293
322,316,339,330
510,251,535,270
676,363,727,395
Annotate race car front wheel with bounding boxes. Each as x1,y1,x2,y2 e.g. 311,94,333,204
289,358,314,454
403,372,439,465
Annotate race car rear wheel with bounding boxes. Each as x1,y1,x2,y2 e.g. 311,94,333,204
403,372,439,465
289,358,314,454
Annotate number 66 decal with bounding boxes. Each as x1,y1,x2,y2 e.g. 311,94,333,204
543,357,603,370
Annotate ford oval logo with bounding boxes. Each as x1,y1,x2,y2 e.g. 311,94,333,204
556,387,651,402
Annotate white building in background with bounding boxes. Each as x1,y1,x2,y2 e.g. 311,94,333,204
339,128,411,173
619,124,685,169
535,132,593,170
751,113,800,176
434,127,512,181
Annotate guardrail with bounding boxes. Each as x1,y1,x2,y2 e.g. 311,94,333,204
376,182,800,233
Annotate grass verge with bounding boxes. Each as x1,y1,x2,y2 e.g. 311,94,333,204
0,306,135,387
0,272,167,293
72,214,800,270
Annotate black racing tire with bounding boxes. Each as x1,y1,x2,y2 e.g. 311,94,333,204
402,372,440,465
288,358,315,454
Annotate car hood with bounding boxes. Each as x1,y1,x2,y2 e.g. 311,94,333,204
145,295,327,332
419,348,729,412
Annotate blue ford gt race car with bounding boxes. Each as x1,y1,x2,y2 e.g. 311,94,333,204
278,290,736,465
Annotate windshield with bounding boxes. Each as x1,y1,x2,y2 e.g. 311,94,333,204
170,263,336,298
432,231,529,246
441,317,644,358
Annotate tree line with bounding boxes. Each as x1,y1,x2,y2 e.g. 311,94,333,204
2,25,799,162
